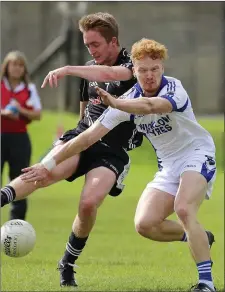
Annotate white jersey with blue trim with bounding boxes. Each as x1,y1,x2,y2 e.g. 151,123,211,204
99,75,215,161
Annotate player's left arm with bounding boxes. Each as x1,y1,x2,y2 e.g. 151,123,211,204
111,96,173,115
108,83,188,115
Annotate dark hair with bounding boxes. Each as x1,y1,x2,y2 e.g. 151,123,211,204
79,12,119,45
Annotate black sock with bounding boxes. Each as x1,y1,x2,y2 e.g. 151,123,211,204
62,232,89,264
1,186,16,207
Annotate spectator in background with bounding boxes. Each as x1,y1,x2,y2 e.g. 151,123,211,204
1,51,42,220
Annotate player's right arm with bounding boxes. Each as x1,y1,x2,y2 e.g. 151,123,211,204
20,122,110,182
50,121,110,165
42,65,132,88
48,107,129,165
20,108,130,182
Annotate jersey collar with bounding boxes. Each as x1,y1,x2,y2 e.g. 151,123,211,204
134,75,168,96
113,48,128,66
3,77,26,93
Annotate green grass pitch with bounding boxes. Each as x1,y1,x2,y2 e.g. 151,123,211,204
1,111,224,291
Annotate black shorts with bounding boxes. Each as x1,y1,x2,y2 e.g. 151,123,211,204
58,128,130,197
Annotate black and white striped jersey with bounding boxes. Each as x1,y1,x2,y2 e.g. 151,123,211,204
77,48,143,151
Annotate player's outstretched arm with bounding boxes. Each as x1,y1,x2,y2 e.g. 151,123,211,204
96,86,173,115
113,96,173,114
20,122,110,183
41,65,132,88
50,121,110,165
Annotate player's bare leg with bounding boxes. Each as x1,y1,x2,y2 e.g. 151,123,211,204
134,186,214,270
73,167,116,237
1,143,80,206
174,171,215,291
58,167,117,287
134,187,184,241
134,186,214,244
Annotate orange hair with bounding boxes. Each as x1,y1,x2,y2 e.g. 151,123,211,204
131,38,168,62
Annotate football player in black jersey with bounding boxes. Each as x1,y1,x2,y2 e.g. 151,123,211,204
1,12,142,287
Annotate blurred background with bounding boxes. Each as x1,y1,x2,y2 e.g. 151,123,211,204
1,1,225,114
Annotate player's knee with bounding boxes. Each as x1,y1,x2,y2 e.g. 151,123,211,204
135,221,148,237
135,217,158,238
174,203,191,224
79,198,98,216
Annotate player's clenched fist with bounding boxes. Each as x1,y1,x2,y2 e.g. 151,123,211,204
95,86,117,108
41,67,68,88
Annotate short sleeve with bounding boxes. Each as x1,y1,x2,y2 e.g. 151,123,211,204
28,83,42,110
79,78,89,102
98,107,130,130
160,80,189,112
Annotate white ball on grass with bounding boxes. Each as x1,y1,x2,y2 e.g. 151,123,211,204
1,219,36,257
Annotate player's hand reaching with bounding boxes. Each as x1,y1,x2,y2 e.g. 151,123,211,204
20,163,51,183
95,86,117,108
41,67,68,88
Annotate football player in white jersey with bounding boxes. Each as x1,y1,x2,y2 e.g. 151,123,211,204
21,39,217,292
